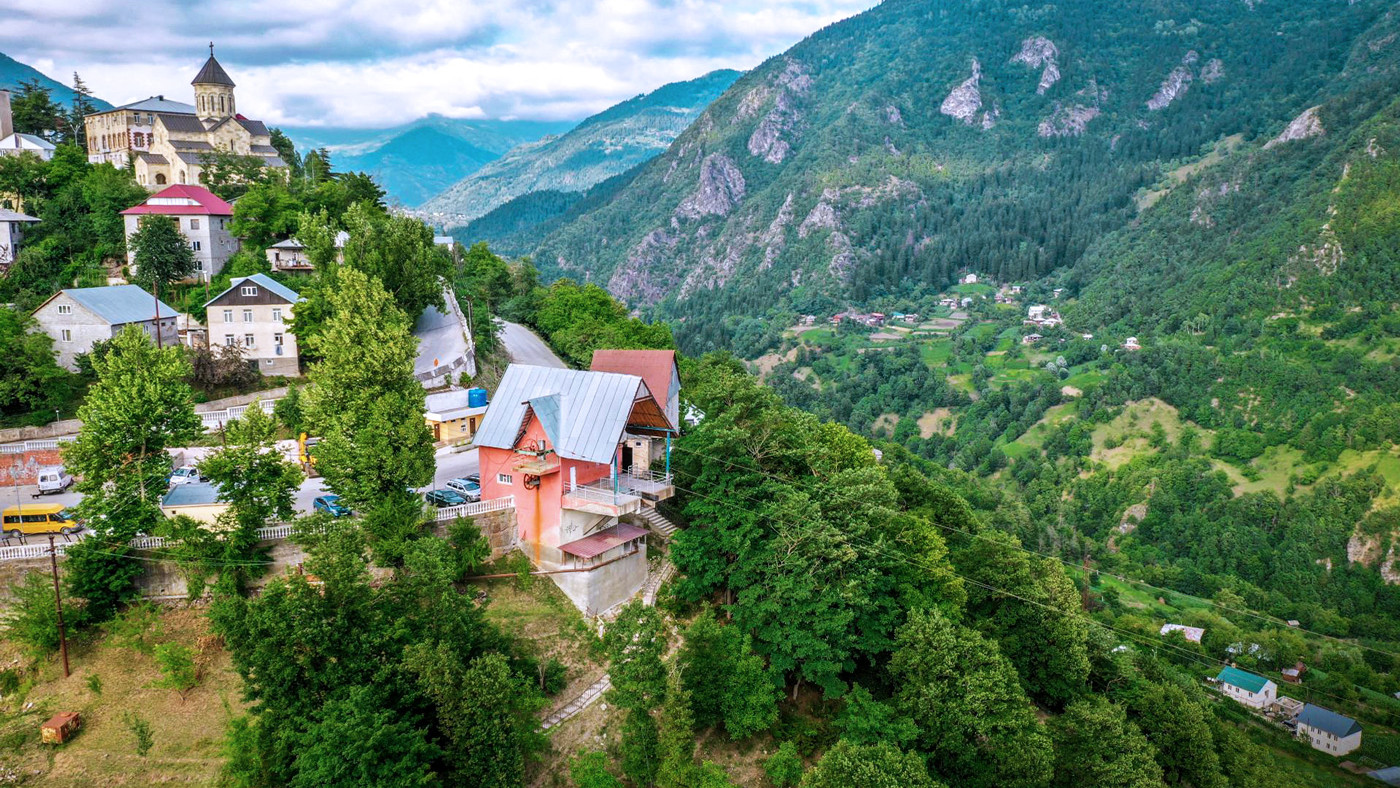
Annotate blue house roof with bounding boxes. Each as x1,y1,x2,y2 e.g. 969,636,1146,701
203,274,302,308
1216,666,1272,694
1297,704,1362,738
161,482,222,507
51,285,178,324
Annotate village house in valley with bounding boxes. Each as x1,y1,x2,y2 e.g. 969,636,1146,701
1214,666,1277,709
589,349,681,475
203,274,302,376
84,48,286,188
122,184,237,282
31,284,178,371
472,361,677,615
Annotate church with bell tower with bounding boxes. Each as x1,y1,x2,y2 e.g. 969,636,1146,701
84,44,287,189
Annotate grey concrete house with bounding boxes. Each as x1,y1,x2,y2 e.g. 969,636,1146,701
121,184,237,282
32,285,179,370
203,274,302,376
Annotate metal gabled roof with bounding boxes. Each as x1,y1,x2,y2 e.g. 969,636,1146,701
1297,704,1361,738
1216,666,1271,694
203,274,302,308
43,284,177,324
472,364,669,465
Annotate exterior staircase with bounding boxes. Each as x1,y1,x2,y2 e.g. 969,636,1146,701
637,505,680,539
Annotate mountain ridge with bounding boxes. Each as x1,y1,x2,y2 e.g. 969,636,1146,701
0,51,111,110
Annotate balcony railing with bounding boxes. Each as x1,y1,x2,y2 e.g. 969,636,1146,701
563,470,673,511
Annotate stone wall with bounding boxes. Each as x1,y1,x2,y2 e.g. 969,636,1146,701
433,506,518,560
0,421,83,444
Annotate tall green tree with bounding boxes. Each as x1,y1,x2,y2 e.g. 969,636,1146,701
10,79,64,137
0,309,75,419
339,202,450,319
655,666,698,788
61,326,201,621
890,608,1053,788
1127,684,1226,788
291,686,440,788
129,215,198,300
67,73,97,150
301,267,433,561
604,602,669,712
801,740,943,788
678,610,779,740
1049,697,1164,788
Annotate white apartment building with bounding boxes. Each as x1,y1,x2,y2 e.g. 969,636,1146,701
203,274,303,376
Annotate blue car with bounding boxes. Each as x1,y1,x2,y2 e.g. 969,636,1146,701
313,495,351,517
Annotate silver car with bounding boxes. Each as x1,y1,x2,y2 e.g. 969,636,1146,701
444,478,482,502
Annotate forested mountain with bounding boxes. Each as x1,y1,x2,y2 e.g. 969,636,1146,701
424,69,741,226
283,116,576,207
0,51,110,110
531,0,1398,351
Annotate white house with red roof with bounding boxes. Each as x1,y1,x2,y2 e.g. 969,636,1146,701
121,184,238,282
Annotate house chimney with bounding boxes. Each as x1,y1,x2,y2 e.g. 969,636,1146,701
0,90,13,141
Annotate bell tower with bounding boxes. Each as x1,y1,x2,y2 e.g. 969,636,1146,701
192,43,236,121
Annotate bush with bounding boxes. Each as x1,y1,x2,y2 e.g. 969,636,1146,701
570,750,623,788
152,643,200,699
123,711,154,756
764,741,803,787
2,573,60,658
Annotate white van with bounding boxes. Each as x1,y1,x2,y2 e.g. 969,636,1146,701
35,467,73,495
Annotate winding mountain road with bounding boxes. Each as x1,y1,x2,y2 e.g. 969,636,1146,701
498,320,566,368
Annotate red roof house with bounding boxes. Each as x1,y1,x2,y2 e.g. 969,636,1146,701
121,185,239,282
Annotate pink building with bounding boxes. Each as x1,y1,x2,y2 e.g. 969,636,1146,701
473,363,677,614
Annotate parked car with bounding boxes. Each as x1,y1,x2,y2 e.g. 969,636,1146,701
168,466,201,486
424,489,469,508
313,495,351,517
35,466,73,495
464,473,480,485
445,478,482,502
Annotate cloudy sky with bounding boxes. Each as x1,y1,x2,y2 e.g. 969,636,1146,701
2,0,877,128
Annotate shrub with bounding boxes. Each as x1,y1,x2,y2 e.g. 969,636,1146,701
2,574,60,658
123,711,154,756
764,741,804,786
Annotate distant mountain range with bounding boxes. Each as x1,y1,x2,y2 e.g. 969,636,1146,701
421,69,742,225
0,51,111,110
282,116,576,207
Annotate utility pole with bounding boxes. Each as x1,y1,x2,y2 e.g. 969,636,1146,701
153,280,164,350
47,536,70,678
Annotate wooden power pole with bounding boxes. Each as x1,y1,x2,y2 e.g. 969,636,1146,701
47,536,70,678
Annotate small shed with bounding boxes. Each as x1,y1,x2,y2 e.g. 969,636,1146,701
160,482,229,525
41,712,81,744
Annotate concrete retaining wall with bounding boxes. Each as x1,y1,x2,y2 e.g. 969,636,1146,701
433,506,518,560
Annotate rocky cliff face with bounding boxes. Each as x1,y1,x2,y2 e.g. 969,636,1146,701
1264,106,1324,148
1147,51,1199,110
1012,36,1061,95
940,58,984,124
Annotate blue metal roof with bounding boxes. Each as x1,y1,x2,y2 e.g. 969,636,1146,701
1297,704,1361,738
204,274,303,308
472,364,664,465
161,482,222,507
108,95,197,115
57,285,178,324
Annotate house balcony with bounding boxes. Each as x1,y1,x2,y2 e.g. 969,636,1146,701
563,471,672,517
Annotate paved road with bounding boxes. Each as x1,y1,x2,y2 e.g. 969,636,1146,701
4,446,482,531
414,304,471,379
498,321,566,368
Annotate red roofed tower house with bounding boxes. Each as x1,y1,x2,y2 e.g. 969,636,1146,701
121,184,238,283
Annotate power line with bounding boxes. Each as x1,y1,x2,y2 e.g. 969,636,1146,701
666,441,1400,663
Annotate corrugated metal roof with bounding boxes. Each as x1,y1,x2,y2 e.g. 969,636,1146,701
162,482,222,507
267,238,304,249
203,274,302,308
122,185,234,217
0,209,39,223
1297,704,1361,738
529,395,562,447
558,523,649,558
107,96,197,115
0,132,55,151
49,284,178,324
472,364,666,465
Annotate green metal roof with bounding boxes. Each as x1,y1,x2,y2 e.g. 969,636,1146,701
1216,666,1271,694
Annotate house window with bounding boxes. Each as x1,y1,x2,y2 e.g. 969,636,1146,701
223,309,233,322
191,240,201,251
224,334,235,346
241,286,258,297
57,304,72,315
60,329,72,342
244,333,255,347
190,218,200,230
272,308,282,322
243,309,253,323
497,473,513,485
274,333,283,346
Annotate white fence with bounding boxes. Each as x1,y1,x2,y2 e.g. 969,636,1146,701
199,399,280,430
434,495,514,521
0,436,77,455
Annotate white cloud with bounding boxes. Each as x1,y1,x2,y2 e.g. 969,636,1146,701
1,0,875,127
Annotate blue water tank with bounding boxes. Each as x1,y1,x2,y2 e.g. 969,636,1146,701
468,388,488,408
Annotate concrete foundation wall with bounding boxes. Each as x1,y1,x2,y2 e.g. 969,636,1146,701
549,546,648,618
